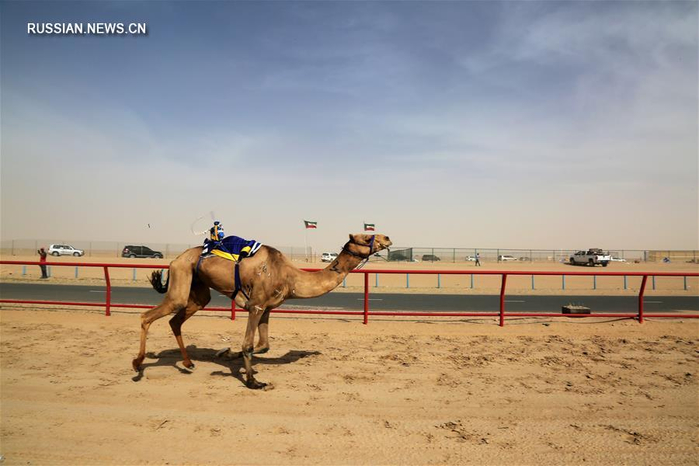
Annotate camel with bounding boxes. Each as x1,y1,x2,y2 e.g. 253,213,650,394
132,233,392,389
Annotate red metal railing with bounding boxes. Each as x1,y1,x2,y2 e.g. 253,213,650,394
1,260,698,326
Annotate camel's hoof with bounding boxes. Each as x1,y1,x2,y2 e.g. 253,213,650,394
215,347,231,358
132,358,143,372
245,379,267,390
253,347,269,355
176,361,196,373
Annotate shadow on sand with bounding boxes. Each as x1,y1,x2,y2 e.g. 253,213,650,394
131,346,321,386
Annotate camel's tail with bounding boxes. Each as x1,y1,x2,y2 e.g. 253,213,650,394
149,269,169,294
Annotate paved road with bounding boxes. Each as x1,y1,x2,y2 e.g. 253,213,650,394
1,282,697,313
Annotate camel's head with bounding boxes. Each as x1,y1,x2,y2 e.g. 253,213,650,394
348,233,392,256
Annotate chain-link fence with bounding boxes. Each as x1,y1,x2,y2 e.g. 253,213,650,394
0,239,315,261
2,239,696,263
379,247,698,263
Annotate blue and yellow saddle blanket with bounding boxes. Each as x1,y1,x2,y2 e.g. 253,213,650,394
202,236,262,262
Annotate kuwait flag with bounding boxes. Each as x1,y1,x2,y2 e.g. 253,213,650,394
364,223,376,231
304,220,318,229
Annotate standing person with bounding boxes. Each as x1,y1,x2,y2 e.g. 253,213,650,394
37,247,48,279
475,252,481,267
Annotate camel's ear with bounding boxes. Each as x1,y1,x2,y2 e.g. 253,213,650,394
349,234,354,241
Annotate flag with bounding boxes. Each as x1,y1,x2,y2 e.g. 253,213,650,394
364,223,375,231
304,220,318,229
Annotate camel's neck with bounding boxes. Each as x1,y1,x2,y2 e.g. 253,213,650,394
286,249,365,299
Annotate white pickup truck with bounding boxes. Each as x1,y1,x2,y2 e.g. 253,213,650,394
569,249,611,267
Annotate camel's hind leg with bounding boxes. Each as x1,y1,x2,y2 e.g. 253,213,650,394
169,280,211,370
132,303,177,371
132,258,195,372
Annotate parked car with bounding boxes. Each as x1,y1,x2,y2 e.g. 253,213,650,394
498,255,517,262
421,254,441,262
122,245,163,258
321,252,339,263
465,256,477,261
569,249,611,267
48,244,84,257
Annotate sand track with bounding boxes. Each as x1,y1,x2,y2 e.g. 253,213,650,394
1,309,697,465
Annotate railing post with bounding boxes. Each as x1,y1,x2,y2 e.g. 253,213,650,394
363,272,369,325
230,298,236,321
103,266,111,317
406,273,410,288
638,275,648,323
652,276,656,290
531,275,535,290
684,276,688,291
499,274,508,327
593,275,596,290
562,275,565,290
437,274,441,289
624,275,627,290
470,274,474,289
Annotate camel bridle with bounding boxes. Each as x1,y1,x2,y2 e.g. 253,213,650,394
342,235,377,260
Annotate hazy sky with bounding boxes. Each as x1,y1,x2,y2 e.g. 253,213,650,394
1,1,697,252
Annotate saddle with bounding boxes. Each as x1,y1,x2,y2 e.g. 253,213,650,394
202,236,262,262
198,235,263,301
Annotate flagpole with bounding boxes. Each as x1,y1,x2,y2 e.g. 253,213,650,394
304,225,308,262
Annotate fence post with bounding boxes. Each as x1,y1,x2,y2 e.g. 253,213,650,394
75,267,79,279
103,266,111,317
593,275,596,290
375,273,379,288
684,276,688,291
652,276,655,290
531,275,535,290
406,273,410,288
638,275,648,323
132,268,137,282
343,278,346,288
499,274,508,327
470,274,474,289
562,275,565,290
363,273,369,325
22,265,26,276
624,276,627,290
437,274,441,289
230,298,236,321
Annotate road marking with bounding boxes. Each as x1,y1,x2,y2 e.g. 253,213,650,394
89,290,104,293
505,300,526,303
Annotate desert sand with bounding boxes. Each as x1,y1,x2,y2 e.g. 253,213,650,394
0,307,697,465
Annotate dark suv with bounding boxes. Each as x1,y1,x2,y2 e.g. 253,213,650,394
421,254,441,262
122,245,163,258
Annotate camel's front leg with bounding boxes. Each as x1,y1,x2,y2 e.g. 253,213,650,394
254,309,271,354
241,305,267,389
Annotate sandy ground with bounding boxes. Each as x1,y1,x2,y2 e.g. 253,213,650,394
0,308,697,465
2,254,698,296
